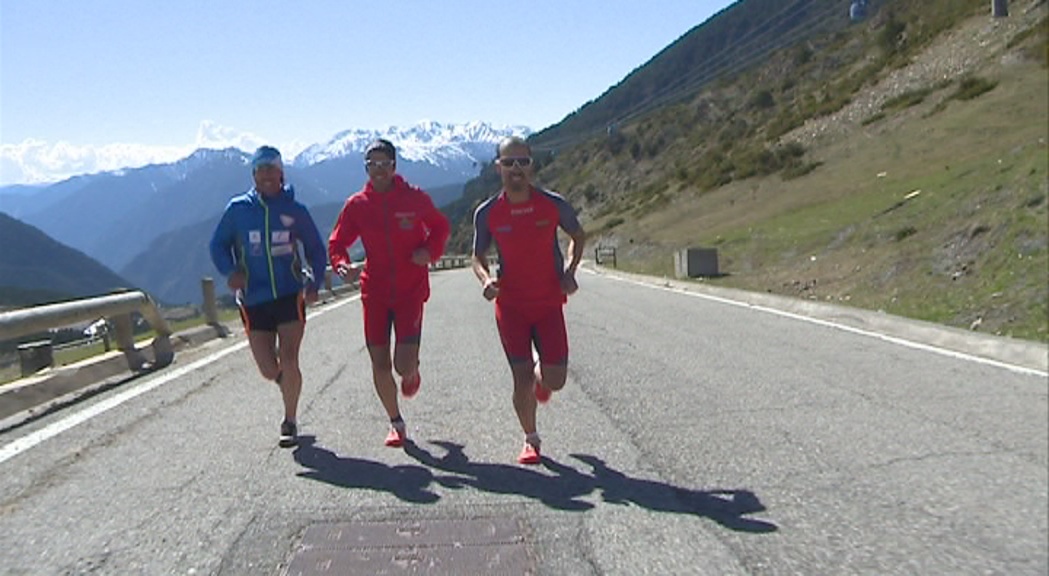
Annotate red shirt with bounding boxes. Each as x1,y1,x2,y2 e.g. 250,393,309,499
472,187,582,308
329,175,450,304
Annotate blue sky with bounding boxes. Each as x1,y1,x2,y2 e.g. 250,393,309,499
0,0,734,185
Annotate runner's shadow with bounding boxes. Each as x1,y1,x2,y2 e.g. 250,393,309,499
403,440,594,511
566,453,778,533
404,441,776,533
292,436,440,504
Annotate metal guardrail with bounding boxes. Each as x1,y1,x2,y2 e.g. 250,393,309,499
1,258,478,379
0,291,173,374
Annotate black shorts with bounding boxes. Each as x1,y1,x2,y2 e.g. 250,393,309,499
239,293,305,332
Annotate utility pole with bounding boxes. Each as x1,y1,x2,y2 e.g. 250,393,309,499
992,0,1008,17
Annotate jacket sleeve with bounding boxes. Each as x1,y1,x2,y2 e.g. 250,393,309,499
328,199,360,270
209,204,239,277
421,195,450,262
296,205,328,292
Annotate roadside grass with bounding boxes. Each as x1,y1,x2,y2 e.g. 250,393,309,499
601,59,1048,341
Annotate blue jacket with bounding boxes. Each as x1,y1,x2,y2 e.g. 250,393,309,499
209,185,327,307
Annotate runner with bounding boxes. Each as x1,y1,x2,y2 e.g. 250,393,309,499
328,139,450,447
471,136,586,464
209,145,327,447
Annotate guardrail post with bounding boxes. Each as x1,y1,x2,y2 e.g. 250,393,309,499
202,278,220,325
111,312,148,371
201,277,229,338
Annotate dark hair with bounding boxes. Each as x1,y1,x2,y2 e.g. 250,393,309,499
496,135,531,159
365,138,396,161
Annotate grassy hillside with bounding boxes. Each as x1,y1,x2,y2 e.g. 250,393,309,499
447,0,1048,342
0,212,135,306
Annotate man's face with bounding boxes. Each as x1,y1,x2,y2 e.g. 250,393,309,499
496,143,533,192
253,165,283,196
365,151,395,189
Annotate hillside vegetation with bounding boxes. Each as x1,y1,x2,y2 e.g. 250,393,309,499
0,211,134,307
447,0,1048,342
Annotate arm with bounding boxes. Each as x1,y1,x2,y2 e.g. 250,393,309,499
556,196,586,294
209,205,244,290
564,226,587,274
413,194,451,265
471,203,499,300
296,205,328,294
328,200,360,277
423,198,450,262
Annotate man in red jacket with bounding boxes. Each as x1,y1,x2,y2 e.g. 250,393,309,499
471,136,586,465
328,139,451,447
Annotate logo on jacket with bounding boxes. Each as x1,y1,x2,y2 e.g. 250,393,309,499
280,214,295,227
249,230,263,256
395,211,417,230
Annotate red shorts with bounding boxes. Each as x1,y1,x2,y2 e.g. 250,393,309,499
494,303,568,365
362,298,424,347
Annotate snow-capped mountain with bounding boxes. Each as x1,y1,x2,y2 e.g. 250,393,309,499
293,121,532,171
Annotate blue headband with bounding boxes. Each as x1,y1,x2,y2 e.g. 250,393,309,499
251,146,283,171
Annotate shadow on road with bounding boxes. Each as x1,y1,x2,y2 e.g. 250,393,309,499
292,436,441,504
405,440,777,533
404,440,595,511
566,453,778,533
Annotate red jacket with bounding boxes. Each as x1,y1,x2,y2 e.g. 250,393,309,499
328,175,450,304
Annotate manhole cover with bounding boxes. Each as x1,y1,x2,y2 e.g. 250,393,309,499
285,517,535,575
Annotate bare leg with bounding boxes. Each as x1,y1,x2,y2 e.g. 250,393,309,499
246,330,281,381
275,321,305,423
539,363,568,391
367,345,400,419
510,362,538,435
393,342,420,380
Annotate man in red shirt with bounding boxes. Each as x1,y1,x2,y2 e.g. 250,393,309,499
329,139,450,447
471,136,586,464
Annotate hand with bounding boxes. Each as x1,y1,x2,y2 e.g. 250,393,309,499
335,262,362,282
227,271,246,291
482,278,500,301
411,247,431,266
561,270,579,295
303,288,319,306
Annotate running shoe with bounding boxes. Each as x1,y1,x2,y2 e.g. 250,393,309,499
384,427,407,448
517,442,541,465
278,421,298,448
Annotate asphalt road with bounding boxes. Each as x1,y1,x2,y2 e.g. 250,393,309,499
1,267,1045,575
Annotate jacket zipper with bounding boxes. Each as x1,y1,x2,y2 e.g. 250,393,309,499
383,193,396,301
262,197,277,300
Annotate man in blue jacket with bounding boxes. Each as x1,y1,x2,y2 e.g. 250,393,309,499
209,145,327,448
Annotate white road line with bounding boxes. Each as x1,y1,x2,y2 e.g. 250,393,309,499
0,294,360,465
597,272,1048,378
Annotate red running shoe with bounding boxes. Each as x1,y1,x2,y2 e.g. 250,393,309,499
517,442,541,465
384,427,406,448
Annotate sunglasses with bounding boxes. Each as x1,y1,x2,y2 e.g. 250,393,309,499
365,159,395,170
497,157,533,168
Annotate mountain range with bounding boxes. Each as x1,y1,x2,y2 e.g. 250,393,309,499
0,121,528,305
